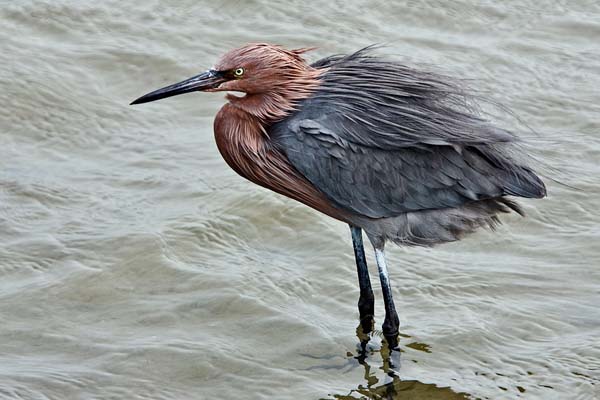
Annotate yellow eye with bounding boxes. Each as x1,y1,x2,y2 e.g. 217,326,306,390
234,68,244,77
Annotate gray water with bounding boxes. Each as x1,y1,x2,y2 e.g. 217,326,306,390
1,1,599,399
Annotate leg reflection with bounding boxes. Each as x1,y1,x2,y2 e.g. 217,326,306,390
333,337,469,400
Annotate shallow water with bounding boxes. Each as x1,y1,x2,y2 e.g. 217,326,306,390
1,1,600,399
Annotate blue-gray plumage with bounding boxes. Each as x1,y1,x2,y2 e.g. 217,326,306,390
271,48,545,248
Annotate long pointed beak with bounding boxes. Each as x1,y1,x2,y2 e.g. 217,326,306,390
130,70,225,105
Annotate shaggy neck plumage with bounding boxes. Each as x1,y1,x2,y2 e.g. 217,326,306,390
212,79,349,223
226,69,323,123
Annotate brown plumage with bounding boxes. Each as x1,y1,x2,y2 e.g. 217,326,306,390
209,44,349,221
212,44,322,121
131,43,546,350
213,102,349,221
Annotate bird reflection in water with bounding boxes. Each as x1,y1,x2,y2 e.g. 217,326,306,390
314,328,470,400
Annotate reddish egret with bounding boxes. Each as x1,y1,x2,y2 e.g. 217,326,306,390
131,43,546,349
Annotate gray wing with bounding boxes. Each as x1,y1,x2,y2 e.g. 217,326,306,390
270,117,545,219
268,49,545,218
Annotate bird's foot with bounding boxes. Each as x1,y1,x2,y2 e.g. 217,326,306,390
358,313,375,334
382,313,400,351
355,317,377,357
382,317,401,375
381,336,402,375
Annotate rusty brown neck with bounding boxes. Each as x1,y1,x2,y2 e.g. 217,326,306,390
213,81,349,222
214,104,265,174
224,92,281,123
224,66,322,122
214,66,323,174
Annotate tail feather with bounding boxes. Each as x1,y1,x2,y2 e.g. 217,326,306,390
363,197,529,247
503,167,547,199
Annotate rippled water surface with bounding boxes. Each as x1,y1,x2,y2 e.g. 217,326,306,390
1,1,600,399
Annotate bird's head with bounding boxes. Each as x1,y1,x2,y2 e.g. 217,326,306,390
131,43,321,120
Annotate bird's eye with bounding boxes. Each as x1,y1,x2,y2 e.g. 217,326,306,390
234,68,244,77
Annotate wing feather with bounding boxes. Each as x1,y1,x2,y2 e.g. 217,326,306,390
269,48,545,218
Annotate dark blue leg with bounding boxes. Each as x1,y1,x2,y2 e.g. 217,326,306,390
350,225,375,334
374,247,400,350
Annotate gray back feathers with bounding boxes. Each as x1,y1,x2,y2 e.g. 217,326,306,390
270,47,546,246
310,48,515,148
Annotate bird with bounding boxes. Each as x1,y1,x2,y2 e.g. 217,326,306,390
131,43,546,350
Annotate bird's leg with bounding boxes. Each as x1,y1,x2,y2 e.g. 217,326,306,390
350,225,375,336
374,246,400,350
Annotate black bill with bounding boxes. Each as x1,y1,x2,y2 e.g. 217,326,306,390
130,70,225,105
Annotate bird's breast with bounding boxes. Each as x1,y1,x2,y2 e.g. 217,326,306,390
213,104,350,222
213,105,268,183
